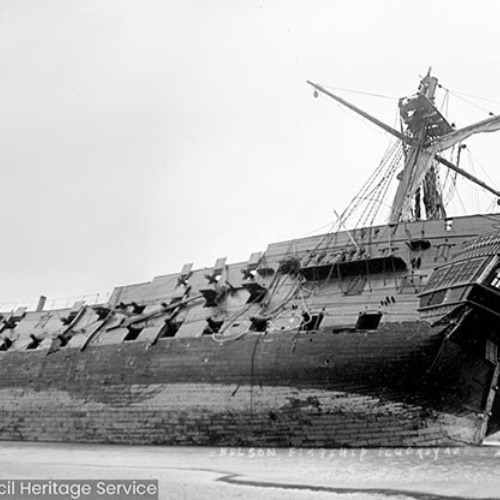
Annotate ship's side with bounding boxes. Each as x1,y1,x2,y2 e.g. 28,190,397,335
0,212,499,446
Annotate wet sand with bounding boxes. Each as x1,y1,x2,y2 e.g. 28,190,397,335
0,441,499,500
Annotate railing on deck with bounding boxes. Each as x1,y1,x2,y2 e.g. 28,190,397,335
0,290,112,313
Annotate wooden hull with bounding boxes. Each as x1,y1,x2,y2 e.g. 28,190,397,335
1,213,500,447
0,322,496,447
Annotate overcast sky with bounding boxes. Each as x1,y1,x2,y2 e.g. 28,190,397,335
1,0,500,308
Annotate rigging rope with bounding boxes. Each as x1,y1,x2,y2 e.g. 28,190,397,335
439,87,450,117
441,146,458,207
440,84,500,106
339,139,403,228
438,85,498,116
322,85,398,100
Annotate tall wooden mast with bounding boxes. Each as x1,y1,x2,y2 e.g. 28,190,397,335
308,71,500,223
391,68,450,222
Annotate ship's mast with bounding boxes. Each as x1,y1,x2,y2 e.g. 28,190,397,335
307,71,500,224
392,68,448,222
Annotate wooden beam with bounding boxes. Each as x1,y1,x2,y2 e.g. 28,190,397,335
435,154,500,199
307,80,413,145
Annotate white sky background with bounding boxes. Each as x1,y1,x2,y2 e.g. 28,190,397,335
1,0,500,307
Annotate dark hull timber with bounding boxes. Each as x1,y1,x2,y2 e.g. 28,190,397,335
0,320,497,447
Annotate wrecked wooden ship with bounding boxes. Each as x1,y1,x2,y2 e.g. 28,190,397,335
1,70,500,447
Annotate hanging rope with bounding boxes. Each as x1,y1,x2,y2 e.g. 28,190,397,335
338,139,404,228
439,84,498,116
441,145,459,207
439,87,450,117
440,84,500,106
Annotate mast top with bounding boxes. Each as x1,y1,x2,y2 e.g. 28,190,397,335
417,67,438,102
